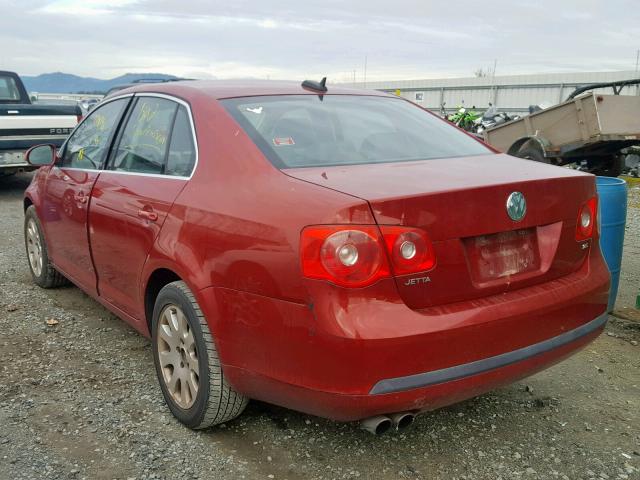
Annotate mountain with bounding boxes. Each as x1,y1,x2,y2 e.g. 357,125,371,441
20,72,180,94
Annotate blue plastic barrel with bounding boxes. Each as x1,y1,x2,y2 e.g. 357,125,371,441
595,177,628,312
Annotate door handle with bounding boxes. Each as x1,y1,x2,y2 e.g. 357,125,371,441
137,209,158,222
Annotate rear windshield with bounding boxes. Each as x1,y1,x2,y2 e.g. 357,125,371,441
0,76,22,101
221,95,490,168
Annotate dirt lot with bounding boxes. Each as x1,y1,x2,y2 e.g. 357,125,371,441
1,173,638,480
618,177,640,311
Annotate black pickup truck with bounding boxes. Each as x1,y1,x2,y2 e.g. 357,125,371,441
0,71,81,176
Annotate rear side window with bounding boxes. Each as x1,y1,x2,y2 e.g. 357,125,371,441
0,76,20,101
111,97,178,174
222,95,490,168
166,106,196,177
61,98,128,169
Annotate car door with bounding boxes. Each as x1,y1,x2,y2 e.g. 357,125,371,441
89,95,197,320
42,97,130,293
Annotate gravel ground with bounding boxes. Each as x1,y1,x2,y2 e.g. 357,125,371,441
1,173,639,480
618,177,640,309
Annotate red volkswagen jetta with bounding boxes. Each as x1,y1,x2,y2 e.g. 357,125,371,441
23,80,609,434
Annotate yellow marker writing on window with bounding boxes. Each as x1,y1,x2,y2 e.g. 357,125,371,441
78,148,85,161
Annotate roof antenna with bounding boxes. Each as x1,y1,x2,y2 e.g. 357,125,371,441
302,77,328,93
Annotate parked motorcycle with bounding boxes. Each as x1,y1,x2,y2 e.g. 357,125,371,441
447,106,481,132
475,104,520,135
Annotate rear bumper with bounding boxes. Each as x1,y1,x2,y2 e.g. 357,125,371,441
370,313,606,395
199,249,610,421
0,150,28,167
223,318,603,421
0,150,37,173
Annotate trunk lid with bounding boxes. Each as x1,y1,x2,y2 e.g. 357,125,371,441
285,154,596,309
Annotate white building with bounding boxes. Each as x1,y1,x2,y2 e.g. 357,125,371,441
345,71,640,116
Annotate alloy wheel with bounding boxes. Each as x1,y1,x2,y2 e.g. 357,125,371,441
157,304,199,409
26,218,43,277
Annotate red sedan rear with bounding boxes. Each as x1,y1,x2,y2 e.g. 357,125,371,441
23,80,609,434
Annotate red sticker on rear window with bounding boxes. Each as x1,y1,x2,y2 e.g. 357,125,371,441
273,137,295,146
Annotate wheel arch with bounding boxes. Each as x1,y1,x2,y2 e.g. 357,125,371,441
24,195,34,212
144,267,183,332
507,136,550,157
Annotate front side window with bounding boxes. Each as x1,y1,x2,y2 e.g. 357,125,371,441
222,95,490,169
61,98,128,169
111,97,178,174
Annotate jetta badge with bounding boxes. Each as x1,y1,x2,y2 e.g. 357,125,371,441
506,191,527,221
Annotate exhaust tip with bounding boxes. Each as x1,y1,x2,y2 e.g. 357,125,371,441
397,414,414,430
375,418,393,435
360,415,393,435
390,412,415,431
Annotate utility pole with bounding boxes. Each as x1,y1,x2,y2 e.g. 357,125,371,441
635,50,640,97
491,59,498,106
363,55,368,88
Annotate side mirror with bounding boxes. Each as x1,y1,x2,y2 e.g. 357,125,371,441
25,144,56,167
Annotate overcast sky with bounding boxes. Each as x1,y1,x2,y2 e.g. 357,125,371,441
1,0,639,81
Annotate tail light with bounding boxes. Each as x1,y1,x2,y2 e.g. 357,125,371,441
576,196,598,241
379,226,436,275
76,114,83,124
300,225,436,287
300,226,389,287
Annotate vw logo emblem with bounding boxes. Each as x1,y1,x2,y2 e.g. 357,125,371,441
506,192,527,221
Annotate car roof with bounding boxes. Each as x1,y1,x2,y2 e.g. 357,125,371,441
113,79,392,102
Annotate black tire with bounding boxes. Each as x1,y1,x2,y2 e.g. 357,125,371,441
152,281,248,429
515,144,550,164
24,206,68,288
